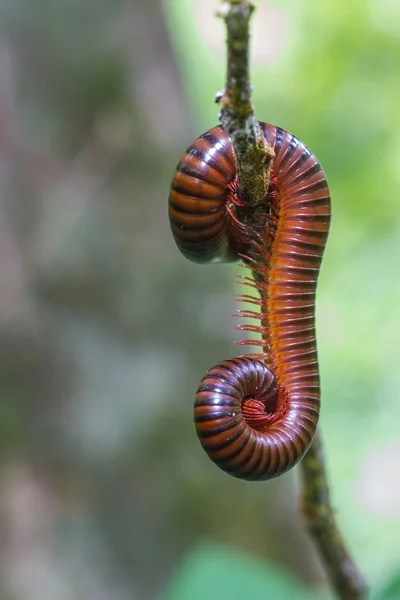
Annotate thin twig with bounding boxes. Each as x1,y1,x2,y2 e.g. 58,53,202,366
217,2,367,598
217,0,273,226
301,432,367,599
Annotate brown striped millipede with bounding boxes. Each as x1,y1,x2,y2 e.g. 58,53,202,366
168,123,331,480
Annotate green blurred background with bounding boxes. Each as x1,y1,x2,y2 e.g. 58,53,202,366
0,0,398,598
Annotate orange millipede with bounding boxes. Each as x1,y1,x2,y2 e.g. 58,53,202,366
168,123,330,480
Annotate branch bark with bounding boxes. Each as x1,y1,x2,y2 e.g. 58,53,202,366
217,2,367,598
300,432,367,599
217,0,274,227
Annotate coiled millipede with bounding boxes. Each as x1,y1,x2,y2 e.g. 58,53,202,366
168,123,331,481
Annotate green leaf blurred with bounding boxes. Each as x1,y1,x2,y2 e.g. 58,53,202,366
161,543,331,600
373,571,400,600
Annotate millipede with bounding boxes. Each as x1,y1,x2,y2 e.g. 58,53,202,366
168,122,331,481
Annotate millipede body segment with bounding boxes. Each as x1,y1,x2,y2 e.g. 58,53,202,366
169,123,331,480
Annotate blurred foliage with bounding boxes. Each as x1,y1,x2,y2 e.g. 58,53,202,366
0,0,398,598
161,543,332,600
374,570,400,600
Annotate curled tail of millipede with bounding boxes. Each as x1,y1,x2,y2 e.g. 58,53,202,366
169,122,330,481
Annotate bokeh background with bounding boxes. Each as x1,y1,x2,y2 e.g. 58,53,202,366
0,0,399,598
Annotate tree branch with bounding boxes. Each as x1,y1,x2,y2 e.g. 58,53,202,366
217,0,273,226
300,432,367,599
217,2,367,598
